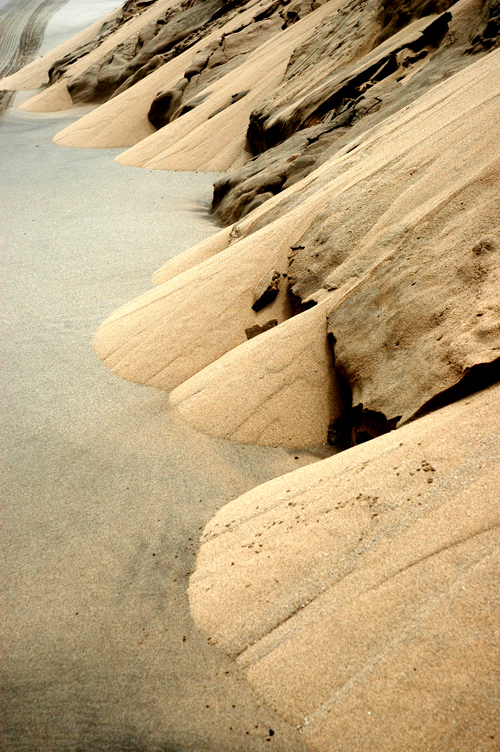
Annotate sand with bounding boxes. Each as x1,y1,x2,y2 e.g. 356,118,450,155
190,380,500,751
113,0,342,171
7,0,181,112
5,1,500,749
51,0,274,148
0,4,320,750
0,0,119,91
89,45,500,451
0,0,70,115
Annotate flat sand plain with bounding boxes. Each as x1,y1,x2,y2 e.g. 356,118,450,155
0,4,321,750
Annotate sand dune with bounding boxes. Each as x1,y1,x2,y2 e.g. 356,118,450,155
0,6,118,91
190,380,500,751
93,47,500,450
114,0,342,170
52,0,281,148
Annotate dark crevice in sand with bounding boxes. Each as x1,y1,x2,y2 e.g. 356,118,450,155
407,356,500,424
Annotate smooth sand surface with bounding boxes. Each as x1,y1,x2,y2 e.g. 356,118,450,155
14,0,180,112
0,0,119,91
51,0,269,149
37,0,121,57
93,46,500,450
0,7,321,748
169,300,342,448
190,381,500,751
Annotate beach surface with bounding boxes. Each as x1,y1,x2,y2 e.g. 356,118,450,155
0,3,318,750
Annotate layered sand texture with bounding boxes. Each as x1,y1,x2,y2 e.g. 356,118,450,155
13,0,182,112
0,5,119,91
53,0,340,156
189,381,500,751
94,46,500,449
113,0,342,170
50,0,274,148
7,0,500,749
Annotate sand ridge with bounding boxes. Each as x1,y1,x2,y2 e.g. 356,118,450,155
16,0,181,112
0,6,118,91
53,0,342,153
92,46,500,450
113,0,345,170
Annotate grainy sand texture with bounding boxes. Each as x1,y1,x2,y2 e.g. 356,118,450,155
0,3,321,751
3,0,500,750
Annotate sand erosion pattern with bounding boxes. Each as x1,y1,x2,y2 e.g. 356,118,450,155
2,0,500,749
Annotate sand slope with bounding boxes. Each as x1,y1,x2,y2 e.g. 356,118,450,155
189,381,500,751
52,0,290,148
170,301,343,448
92,46,500,450
16,0,180,112
0,6,119,91
113,0,344,170
92,205,320,393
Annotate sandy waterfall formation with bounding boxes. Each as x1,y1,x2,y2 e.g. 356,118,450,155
4,0,500,749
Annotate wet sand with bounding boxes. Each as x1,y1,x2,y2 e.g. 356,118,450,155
0,6,315,751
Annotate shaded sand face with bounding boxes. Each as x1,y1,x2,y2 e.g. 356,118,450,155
0,65,317,752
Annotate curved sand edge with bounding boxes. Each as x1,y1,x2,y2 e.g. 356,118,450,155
51,0,279,148
93,191,328,394
151,226,233,286
189,381,500,751
169,301,343,448
0,9,118,91
113,0,340,170
18,0,179,113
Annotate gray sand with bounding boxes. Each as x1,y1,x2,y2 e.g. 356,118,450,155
37,0,121,56
0,6,315,751
0,0,69,115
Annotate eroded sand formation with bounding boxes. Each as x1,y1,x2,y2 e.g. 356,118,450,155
5,0,500,748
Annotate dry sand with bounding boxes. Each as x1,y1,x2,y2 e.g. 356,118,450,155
51,0,271,149
113,0,342,171
93,46,500,449
4,0,182,112
190,380,500,751
5,1,500,750
0,4,322,750
0,0,120,91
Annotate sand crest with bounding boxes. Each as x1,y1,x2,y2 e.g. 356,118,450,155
114,0,342,170
0,7,117,91
170,301,342,448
